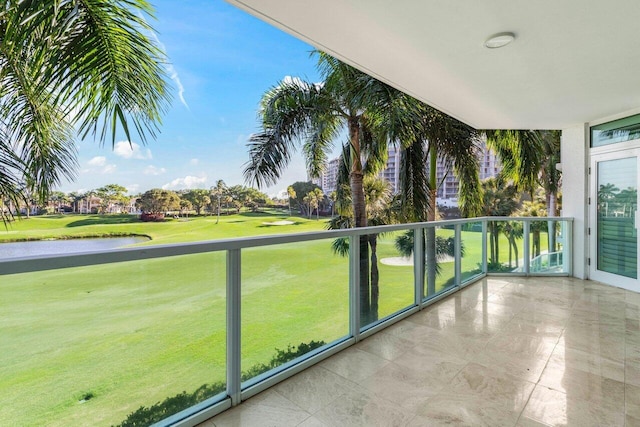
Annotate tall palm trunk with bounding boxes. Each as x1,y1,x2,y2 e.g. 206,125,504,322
533,229,541,257
426,146,438,297
547,192,557,253
348,119,371,325
216,196,221,224
369,234,379,321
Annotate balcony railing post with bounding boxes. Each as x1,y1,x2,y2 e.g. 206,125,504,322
414,227,425,307
349,235,361,341
565,220,573,275
226,249,241,406
523,220,530,275
482,220,488,273
454,224,462,287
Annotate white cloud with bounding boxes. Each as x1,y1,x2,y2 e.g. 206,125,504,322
149,31,189,109
190,158,199,165
143,165,167,176
236,133,248,146
88,156,107,167
283,75,323,90
114,141,152,160
126,184,140,194
162,175,207,190
86,156,116,174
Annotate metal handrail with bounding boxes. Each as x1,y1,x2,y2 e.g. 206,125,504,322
0,216,572,276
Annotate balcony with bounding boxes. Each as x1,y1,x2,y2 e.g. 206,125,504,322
200,275,640,426
0,217,593,426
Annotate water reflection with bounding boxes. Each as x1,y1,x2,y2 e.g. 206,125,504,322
0,236,148,259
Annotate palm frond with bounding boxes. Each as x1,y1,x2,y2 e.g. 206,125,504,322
246,78,332,187
485,130,544,192
303,113,341,179
398,136,430,222
9,0,171,146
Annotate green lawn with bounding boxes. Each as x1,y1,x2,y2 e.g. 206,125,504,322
0,213,530,426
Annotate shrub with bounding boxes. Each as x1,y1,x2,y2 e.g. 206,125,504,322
114,340,326,426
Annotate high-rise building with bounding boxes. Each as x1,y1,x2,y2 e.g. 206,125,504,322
431,137,501,203
379,145,401,193
478,140,501,181
315,138,500,200
312,157,341,194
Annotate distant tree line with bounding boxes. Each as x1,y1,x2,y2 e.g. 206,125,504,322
1,180,304,220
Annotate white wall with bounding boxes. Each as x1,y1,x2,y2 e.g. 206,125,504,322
561,124,589,279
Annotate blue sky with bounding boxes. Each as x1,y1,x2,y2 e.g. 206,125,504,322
58,0,325,197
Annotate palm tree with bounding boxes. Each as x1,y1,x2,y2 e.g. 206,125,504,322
395,107,483,296
211,180,227,224
329,191,337,217
518,198,547,258
485,130,561,249
481,178,519,268
302,193,312,219
287,186,296,216
0,1,170,221
328,175,394,322
312,188,324,220
244,52,414,323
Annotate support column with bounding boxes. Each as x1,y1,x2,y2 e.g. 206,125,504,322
560,124,589,279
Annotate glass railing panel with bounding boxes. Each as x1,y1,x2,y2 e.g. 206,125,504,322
362,229,415,328
529,219,569,273
461,221,484,284
420,225,457,301
486,219,524,273
241,239,349,385
0,253,226,427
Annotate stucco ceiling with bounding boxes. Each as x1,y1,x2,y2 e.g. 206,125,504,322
225,0,640,130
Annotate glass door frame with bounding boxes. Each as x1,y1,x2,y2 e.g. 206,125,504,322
589,147,640,290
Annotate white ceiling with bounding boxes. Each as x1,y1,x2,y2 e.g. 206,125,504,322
225,0,640,130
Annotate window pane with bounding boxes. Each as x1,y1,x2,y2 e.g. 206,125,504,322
597,157,637,278
591,114,640,147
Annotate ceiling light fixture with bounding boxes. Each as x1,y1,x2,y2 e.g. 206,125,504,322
484,32,515,49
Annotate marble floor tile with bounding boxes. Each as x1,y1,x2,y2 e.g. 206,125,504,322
538,363,624,404
273,365,356,414
475,331,558,382
545,344,624,382
560,328,625,362
383,318,440,343
522,385,625,427
313,389,414,427
412,392,519,427
354,331,415,361
515,416,553,426
405,304,468,330
208,390,310,427
501,316,565,338
625,383,640,420
356,359,462,413
627,414,640,427
296,416,329,427
445,363,535,414
198,278,638,427
317,348,389,384
625,358,640,388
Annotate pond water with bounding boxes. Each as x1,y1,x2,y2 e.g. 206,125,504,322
0,236,149,260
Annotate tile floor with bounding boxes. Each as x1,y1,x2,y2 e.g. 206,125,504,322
198,277,640,426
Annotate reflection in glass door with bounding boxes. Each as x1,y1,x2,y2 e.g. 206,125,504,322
596,157,637,279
